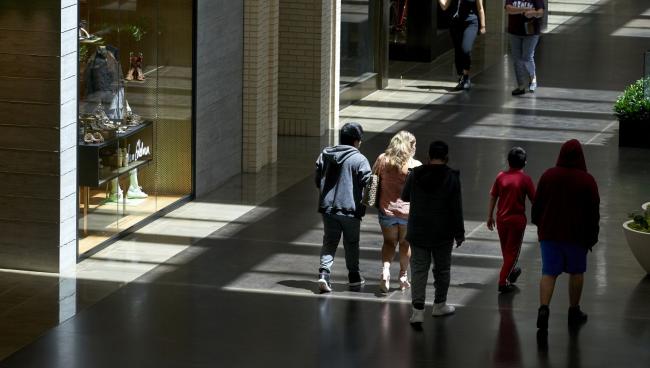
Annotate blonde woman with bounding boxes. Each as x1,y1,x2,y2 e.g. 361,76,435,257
372,131,422,293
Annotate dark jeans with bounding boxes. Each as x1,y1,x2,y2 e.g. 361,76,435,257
319,213,361,274
410,241,454,308
450,16,479,75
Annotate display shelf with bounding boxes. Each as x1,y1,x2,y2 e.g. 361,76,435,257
78,120,154,187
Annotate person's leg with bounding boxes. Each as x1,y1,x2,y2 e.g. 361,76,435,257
340,216,363,284
497,220,525,287
379,223,398,291
409,244,432,310
397,224,411,289
319,213,342,273
568,273,584,307
450,23,464,76
432,241,455,315
460,19,479,75
509,34,526,90
538,240,562,329
431,241,454,304
521,35,540,88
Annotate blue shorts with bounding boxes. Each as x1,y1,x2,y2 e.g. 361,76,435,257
540,240,588,276
378,213,408,228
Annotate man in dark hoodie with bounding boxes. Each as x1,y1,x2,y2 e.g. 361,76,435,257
315,122,372,293
532,139,600,331
401,141,465,323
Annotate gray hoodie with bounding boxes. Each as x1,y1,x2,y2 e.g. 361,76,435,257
315,145,372,219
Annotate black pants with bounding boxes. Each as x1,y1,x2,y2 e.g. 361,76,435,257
450,17,479,75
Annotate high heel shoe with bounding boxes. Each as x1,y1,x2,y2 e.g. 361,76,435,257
399,271,411,290
126,52,137,80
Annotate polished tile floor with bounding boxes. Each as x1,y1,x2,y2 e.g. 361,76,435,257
1,0,650,367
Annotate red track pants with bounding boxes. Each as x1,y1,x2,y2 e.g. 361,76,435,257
496,217,526,286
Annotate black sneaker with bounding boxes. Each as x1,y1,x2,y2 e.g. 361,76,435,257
512,88,526,96
568,306,588,327
348,271,366,287
498,283,516,294
537,305,550,330
318,270,332,293
454,75,471,91
507,267,522,284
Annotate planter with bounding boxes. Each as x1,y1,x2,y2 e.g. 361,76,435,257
623,220,650,274
618,119,650,148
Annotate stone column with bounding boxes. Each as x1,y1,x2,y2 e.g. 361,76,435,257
278,0,340,136
243,0,279,173
0,0,77,272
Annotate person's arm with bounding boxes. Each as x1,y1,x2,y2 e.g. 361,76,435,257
524,8,544,19
487,195,497,231
400,172,413,202
531,175,546,226
527,176,536,204
315,154,323,188
505,3,528,15
439,0,453,11
358,158,372,187
477,0,487,34
452,173,466,247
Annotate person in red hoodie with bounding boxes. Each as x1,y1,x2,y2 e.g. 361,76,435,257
532,139,600,331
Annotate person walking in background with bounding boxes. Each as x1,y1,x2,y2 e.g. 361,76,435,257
401,141,465,323
315,122,372,293
372,131,422,293
505,0,545,95
487,147,536,294
532,139,600,331
438,0,487,91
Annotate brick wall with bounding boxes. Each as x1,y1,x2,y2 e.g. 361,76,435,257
243,0,279,173
278,0,338,136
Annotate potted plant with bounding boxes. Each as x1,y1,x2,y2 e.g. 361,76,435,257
623,204,650,274
614,78,650,148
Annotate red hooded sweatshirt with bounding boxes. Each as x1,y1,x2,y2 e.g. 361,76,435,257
531,139,600,249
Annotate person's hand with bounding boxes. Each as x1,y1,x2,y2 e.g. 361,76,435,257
455,236,465,248
487,217,495,231
524,10,535,18
479,26,486,35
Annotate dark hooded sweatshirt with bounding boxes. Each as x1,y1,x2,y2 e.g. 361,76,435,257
400,164,465,246
315,145,372,219
531,139,600,249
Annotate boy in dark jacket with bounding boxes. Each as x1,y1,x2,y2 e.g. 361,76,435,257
401,141,465,323
532,139,600,331
315,122,372,293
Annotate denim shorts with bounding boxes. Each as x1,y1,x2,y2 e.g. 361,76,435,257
540,240,588,276
378,213,408,228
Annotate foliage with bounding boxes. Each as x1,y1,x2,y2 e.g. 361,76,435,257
628,207,650,233
614,78,650,122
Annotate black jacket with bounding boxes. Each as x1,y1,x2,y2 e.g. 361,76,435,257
401,164,465,246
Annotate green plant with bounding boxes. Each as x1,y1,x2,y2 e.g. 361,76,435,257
628,207,650,233
614,78,650,122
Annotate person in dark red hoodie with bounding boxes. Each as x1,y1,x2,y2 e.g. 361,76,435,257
531,139,600,331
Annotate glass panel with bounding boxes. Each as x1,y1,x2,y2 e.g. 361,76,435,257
78,0,193,254
341,0,375,90
643,51,650,99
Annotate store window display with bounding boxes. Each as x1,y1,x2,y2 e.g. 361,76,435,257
78,0,193,254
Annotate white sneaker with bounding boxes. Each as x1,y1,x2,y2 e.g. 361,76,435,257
127,186,148,199
432,302,455,317
379,269,390,293
399,273,411,290
410,307,424,324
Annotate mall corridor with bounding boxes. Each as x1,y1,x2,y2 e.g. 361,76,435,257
1,0,650,367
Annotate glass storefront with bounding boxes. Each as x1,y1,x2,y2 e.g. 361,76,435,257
340,0,376,90
77,0,193,254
